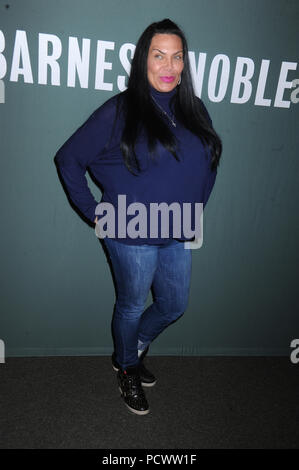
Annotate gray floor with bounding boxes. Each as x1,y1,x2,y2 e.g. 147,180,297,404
0,356,298,449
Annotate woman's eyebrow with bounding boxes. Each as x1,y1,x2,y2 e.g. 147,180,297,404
152,48,183,55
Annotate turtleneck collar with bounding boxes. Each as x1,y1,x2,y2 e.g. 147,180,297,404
149,83,178,102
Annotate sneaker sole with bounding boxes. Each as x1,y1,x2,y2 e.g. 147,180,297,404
113,364,156,387
118,387,150,415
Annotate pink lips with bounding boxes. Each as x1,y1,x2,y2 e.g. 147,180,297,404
160,76,175,83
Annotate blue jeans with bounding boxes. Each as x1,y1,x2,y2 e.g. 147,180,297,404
103,238,192,369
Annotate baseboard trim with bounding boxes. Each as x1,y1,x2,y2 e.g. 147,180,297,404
4,346,290,358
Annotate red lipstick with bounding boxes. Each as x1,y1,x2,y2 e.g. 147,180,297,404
160,76,175,83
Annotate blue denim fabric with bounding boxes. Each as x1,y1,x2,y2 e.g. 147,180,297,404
103,237,192,369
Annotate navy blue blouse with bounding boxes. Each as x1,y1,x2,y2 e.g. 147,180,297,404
54,86,217,245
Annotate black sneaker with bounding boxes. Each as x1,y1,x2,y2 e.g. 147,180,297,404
112,348,157,387
117,366,150,415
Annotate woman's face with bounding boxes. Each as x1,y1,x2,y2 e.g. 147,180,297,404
147,34,184,92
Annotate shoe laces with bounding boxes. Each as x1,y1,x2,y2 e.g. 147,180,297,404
122,370,145,397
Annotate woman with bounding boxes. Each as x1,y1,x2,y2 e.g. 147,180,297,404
55,19,222,416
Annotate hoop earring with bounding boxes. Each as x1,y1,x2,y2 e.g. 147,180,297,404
177,76,181,85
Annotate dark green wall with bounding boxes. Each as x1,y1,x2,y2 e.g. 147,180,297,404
0,0,298,357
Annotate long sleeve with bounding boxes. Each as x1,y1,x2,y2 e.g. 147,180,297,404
203,166,217,208
54,97,117,223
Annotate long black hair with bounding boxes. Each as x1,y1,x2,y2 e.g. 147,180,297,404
119,18,222,174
